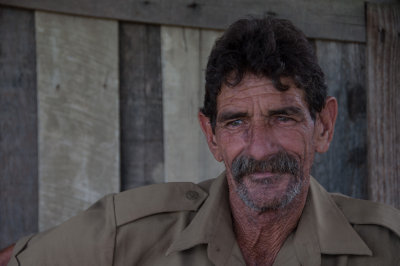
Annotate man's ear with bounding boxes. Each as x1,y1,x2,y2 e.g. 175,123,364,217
198,112,223,162
314,96,338,153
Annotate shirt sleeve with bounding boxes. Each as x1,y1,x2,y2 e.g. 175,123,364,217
8,194,117,266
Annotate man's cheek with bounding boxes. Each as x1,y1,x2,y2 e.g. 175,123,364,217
217,133,243,154
276,129,308,150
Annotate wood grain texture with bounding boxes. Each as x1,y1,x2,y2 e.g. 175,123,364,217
161,26,224,183
120,23,164,190
312,40,368,200
366,3,400,208
36,11,119,231
0,6,38,249
0,0,387,42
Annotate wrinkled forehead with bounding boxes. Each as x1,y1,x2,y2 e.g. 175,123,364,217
216,75,308,113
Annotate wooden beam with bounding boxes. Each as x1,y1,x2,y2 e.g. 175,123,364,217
36,11,120,230
0,0,371,42
366,3,400,208
312,40,368,200
0,6,38,249
161,26,224,183
120,22,164,190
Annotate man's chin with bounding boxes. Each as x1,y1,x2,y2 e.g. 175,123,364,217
237,190,294,212
235,175,304,212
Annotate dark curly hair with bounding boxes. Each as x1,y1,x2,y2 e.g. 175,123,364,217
201,16,327,131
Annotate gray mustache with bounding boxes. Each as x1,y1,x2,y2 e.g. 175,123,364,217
231,151,300,180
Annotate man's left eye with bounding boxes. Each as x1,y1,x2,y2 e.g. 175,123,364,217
276,116,294,123
227,119,243,127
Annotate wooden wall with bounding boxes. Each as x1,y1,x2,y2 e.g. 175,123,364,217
0,1,398,249
119,23,164,189
0,7,38,250
161,27,224,183
312,41,367,199
366,3,400,208
35,11,120,231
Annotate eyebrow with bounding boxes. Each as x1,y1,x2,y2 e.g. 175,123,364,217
268,106,304,117
217,111,248,123
217,106,305,123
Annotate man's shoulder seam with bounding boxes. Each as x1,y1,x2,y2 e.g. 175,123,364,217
113,182,209,227
330,193,400,238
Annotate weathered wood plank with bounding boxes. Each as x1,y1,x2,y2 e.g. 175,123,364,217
366,3,400,208
312,40,368,200
120,22,164,190
36,11,119,230
200,30,223,92
0,6,38,249
161,26,224,183
198,29,225,178
0,0,388,43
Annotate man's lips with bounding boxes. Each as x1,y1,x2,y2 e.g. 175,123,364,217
247,171,275,179
242,172,290,188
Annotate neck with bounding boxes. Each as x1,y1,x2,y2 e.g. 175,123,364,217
230,187,308,266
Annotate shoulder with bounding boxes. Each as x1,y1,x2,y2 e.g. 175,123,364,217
329,194,400,264
10,181,211,266
112,181,213,265
330,193,400,263
330,193,400,238
10,193,117,266
114,181,209,226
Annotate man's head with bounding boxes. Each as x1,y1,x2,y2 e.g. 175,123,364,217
199,17,337,212
201,16,327,131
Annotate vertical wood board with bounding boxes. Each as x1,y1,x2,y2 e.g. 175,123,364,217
366,3,400,208
161,26,224,183
0,6,38,249
312,40,368,200
120,22,164,190
36,11,119,231
199,29,225,178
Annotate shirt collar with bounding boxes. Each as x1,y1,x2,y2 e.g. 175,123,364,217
291,177,372,266
167,173,372,265
301,177,372,253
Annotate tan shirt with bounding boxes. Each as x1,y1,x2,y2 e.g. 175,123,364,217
8,173,400,266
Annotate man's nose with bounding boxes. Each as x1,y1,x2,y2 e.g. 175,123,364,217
245,122,280,160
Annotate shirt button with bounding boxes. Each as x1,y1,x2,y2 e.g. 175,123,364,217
186,190,199,200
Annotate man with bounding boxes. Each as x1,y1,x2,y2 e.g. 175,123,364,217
4,16,400,266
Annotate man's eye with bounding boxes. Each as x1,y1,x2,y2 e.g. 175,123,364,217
227,119,243,127
276,116,294,123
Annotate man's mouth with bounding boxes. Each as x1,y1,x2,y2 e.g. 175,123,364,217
248,171,275,179
231,151,300,183
245,172,290,187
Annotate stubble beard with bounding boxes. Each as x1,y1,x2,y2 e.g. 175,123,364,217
231,151,305,212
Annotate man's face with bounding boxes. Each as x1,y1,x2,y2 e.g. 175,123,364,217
206,74,323,212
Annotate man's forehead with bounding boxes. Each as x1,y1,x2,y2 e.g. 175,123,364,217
216,75,306,110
